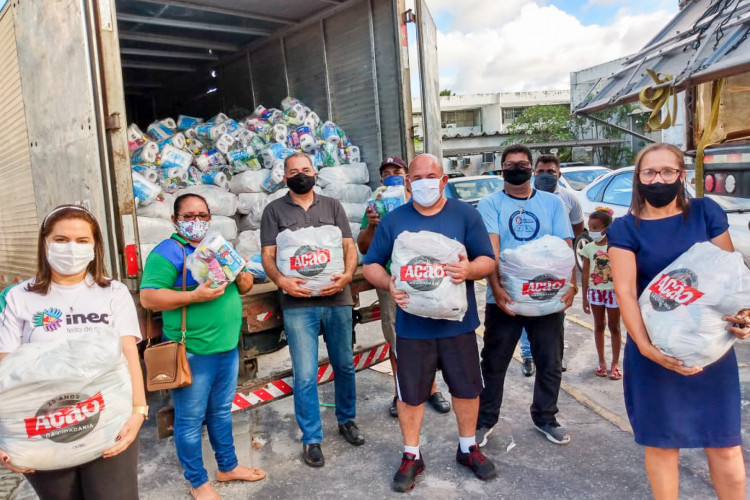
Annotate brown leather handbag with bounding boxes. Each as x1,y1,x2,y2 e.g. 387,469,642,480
143,239,193,392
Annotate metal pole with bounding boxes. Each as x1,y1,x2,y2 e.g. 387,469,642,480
578,112,657,144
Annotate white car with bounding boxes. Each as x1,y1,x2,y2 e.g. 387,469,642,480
576,166,750,268
558,166,611,192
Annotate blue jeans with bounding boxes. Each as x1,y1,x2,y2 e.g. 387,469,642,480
283,306,356,444
520,329,532,360
172,348,239,488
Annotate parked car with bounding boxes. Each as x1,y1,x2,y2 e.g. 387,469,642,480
482,166,610,193
558,166,611,191
446,172,466,178
445,175,504,207
576,166,750,269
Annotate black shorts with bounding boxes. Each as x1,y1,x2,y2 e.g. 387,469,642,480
394,331,483,406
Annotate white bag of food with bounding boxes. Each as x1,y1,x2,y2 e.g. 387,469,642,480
639,242,750,367
236,230,262,259
500,235,574,317
392,231,467,321
238,214,259,232
341,202,368,223
316,163,369,187
177,185,238,217
209,215,238,241
136,193,174,220
137,216,174,244
276,225,344,295
229,169,270,194
237,192,268,215
0,328,132,470
322,184,372,203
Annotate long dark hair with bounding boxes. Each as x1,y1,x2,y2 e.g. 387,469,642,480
27,205,111,295
630,143,689,223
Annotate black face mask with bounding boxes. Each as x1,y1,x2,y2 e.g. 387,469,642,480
534,172,558,193
503,168,532,186
286,172,316,194
637,180,681,208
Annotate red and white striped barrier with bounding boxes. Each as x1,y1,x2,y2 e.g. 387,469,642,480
232,342,391,412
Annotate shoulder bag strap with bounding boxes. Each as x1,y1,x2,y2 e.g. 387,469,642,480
171,237,189,343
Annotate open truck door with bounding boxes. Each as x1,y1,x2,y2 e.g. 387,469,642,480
0,0,136,287
415,0,442,159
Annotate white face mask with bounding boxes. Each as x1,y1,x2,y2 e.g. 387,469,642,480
410,178,442,207
47,242,95,276
589,231,606,243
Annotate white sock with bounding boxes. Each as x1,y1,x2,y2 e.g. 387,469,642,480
459,435,476,453
404,445,420,459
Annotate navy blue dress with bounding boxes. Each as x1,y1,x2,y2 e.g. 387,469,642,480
608,198,741,448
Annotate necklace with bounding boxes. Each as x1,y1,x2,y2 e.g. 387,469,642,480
53,280,88,313
504,189,533,214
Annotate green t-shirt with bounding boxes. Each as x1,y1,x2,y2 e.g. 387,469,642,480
361,212,392,275
578,241,615,291
140,234,242,355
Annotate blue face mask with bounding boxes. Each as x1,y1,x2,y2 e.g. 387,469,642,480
383,174,405,186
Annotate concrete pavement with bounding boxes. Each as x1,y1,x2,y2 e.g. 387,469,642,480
8,289,750,499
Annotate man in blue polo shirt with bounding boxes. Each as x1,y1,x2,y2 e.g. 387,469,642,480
363,154,497,492
475,144,576,449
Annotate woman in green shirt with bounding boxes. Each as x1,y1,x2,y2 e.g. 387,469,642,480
140,194,264,500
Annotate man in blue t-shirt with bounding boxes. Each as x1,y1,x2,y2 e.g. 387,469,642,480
475,144,576,448
363,154,497,492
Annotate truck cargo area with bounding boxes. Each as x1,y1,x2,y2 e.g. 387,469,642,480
115,0,411,181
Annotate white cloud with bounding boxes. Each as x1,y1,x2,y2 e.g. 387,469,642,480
414,1,675,94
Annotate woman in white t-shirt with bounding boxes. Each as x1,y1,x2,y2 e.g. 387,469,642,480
0,205,146,500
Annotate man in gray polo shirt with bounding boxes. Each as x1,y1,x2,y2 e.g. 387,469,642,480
260,153,364,468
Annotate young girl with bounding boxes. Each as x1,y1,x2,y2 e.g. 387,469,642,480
579,208,622,380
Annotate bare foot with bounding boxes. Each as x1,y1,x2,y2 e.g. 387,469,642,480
216,465,266,483
191,483,220,500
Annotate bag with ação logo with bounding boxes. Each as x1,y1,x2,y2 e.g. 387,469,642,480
0,327,132,470
392,230,468,321
276,225,345,295
500,235,575,317
639,241,750,368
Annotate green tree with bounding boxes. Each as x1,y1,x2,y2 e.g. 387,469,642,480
439,89,454,96
506,105,575,160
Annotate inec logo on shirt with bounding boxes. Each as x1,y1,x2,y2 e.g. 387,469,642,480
508,210,540,241
32,308,63,332
32,308,110,332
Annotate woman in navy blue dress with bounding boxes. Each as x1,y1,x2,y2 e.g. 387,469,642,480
608,143,746,499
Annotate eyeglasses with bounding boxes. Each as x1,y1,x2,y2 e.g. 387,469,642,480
639,168,681,183
502,161,531,169
178,213,211,221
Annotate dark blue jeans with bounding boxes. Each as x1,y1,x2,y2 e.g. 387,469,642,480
171,348,239,488
283,306,356,444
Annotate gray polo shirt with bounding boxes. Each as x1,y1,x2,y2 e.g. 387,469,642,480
260,192,354,309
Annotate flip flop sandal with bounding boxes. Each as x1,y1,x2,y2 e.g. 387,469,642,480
609,367,623,380
595,366,608,377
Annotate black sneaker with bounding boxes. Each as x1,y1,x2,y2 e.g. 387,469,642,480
456,444,497,480
521,358,535,377
338,421,365,446
476,426,494,448
535,422,571,445
392,452,425,492
427,392,451,413
389,396,398,418
303,443,324,467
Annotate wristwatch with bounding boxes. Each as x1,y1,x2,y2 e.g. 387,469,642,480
569,282,579,294
133,405,149,420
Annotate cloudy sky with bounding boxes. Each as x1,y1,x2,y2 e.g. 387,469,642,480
412,0,678,94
